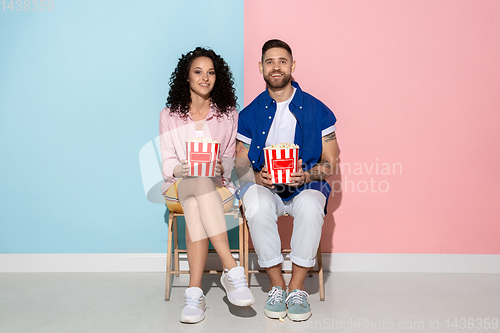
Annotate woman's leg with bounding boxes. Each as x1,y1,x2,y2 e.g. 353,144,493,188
182,197,209,288
178,178,237,270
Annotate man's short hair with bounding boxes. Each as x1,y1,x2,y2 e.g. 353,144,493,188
261,39,293,62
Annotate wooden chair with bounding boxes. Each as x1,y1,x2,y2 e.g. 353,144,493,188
240,205,325,301
165,208,244,301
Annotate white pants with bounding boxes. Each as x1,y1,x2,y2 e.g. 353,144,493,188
242,185,326,268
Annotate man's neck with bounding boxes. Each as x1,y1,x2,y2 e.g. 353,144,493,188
267,82,294,103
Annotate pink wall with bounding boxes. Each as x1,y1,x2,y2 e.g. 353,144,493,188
244,0,500,254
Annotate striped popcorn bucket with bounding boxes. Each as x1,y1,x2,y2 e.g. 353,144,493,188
186,141,220,177
264,146,299,184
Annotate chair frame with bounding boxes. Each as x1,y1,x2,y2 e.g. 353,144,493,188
165,208,244,301
240,206,325,301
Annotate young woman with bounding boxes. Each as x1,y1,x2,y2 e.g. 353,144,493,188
160,47,254,323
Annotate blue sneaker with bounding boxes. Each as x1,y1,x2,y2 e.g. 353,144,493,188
286,289,311,321
264,286,287,319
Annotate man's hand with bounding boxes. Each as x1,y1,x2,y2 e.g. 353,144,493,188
255,166,274,189
236,140,275,188
288,159,305,187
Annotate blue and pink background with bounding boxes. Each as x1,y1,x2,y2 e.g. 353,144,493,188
1,0,499,256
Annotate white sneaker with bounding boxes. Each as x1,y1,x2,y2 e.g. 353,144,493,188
220,266,255,307
180,287,206,324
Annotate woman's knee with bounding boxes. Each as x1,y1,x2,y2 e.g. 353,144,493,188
178,177,216,198
182,196,198,211
183,197,207,241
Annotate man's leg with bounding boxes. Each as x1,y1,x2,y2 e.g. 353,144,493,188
288,264,310,291
265,265,286,290
242,184,285,288
243,184,287,318
284,189,326,321
288,189,326,291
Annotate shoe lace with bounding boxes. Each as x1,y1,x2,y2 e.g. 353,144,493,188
266,288,285,305
286,290,309,306
228,272,247,289
184,294,204,308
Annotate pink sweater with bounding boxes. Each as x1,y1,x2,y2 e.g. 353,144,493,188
159,106,238,194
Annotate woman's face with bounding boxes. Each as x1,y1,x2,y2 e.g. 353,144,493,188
187,56,216,99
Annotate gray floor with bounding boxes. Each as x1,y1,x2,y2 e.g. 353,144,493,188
0,272,499,333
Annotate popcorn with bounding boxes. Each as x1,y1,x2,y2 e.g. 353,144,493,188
267,142,299,149
186,138,220,177
187,137,220,144
264,143,299,184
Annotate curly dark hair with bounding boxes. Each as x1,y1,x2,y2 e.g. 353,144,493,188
166,47,238,118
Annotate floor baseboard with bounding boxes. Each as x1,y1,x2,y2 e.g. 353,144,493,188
1,253,499,273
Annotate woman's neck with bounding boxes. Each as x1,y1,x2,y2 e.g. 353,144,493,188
190,94,211,114
189,94,211,125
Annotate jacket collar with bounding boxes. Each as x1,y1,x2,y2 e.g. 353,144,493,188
261,80,304,111
186,101,216,121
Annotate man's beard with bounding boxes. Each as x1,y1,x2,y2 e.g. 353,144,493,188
264,71,291,89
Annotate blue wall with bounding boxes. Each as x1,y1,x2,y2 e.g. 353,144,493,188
0,0,244,254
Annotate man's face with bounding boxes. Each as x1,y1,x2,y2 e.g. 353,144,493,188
259,47,296,89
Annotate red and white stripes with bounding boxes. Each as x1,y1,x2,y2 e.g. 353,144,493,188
186,141,220,177
264,147,298,184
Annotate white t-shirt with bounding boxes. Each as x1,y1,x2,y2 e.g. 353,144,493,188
265,88,297,147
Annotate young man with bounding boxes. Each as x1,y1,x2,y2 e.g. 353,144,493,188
235,39,339,321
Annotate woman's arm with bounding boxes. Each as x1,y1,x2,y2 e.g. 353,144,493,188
159,109,182,183
219,110,238,180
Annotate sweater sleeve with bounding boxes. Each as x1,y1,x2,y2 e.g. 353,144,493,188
159,109,181,190
320,101,337,135
236,108,252,144
220,110,238,182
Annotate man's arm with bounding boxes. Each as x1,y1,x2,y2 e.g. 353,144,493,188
305,131,340,183
235,140,255,183
235,140,274,188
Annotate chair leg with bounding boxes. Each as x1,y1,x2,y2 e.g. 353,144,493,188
317,241,325,301
165,211,174,301
173,216,179,277
238,213,244,269
242,208,250,284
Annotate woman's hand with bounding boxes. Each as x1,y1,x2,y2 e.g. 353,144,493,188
215,159,224,177
173,160,190,178
180,160,189,177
